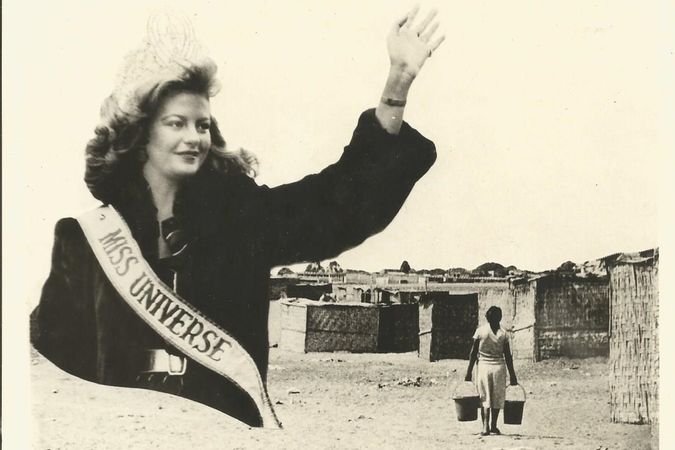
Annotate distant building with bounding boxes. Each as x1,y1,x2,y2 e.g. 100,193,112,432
344,271,374,284
374,270,425,286
286,283,333,301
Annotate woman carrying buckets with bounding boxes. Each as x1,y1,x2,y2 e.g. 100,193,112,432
465,306,518,436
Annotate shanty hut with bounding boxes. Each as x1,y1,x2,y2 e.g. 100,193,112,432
279,299,379,353
607,249,658,427
509,273,610,361
418,292,478,361
378,304,419,352
278,299,419,353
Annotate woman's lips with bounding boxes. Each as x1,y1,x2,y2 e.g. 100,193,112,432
176,150,200,157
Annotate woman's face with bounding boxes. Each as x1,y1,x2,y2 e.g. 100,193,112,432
143,91,212,182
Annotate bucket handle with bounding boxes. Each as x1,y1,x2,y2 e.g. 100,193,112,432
453,380,478,397
506,383,526,401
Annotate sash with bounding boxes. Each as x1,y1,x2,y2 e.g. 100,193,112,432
77,206,281,429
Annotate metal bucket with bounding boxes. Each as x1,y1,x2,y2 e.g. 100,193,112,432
503,384,526,425
452,381,480,422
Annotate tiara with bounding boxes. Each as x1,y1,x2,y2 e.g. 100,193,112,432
111,11,216,114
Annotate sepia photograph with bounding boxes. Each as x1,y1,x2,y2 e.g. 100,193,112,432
3,0,672,448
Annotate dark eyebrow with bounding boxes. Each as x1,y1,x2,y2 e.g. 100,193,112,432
159,114,211,122
160,114,186,121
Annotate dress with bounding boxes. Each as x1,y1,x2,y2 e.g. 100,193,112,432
473,323,509,409
30,109,436,426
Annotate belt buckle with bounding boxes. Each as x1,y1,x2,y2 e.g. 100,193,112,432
168,354,187,376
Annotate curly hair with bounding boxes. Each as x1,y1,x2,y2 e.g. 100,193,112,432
84,61,257,203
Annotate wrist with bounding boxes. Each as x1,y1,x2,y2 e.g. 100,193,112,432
381,65,415,100
389,63,418,83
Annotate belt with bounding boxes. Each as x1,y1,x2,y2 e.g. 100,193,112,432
138,349,188,376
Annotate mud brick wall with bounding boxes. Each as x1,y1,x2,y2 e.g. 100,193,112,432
509,281,537,361
279,301,309,353
268,300,282,347
537,330,608,359
445,282,513,329
534,276,609,360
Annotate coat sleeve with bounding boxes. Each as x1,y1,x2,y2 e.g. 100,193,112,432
30,218,98,382
257,109,437,267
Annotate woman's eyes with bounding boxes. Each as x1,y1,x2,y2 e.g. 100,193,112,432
166,120,184,128
164,121,211,132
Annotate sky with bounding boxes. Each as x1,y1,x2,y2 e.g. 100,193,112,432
3,0,671,298
2,2,674,447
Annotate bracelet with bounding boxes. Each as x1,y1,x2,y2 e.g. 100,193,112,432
381,97,407,107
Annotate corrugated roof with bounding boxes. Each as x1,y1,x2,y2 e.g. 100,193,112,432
606,248,658,266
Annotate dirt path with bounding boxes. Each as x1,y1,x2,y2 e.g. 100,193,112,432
31,349,652,449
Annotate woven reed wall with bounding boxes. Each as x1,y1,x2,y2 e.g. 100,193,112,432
608,258,658,424
280,301,389,353
306,303,379,353
418,292,478,361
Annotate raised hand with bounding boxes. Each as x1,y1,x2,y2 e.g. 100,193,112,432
376,6,445,134
387,6,446,80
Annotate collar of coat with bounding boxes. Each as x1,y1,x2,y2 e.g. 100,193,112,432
101,167,257,260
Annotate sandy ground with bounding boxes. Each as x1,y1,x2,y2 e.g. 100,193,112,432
31,348,653,449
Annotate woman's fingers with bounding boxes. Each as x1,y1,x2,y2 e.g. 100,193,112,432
402,4,420,29
429,34,446,53
420,22,439,42
395,11,409,28
387,6,444,70
414,8,438,36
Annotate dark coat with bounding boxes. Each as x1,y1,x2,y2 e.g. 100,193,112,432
31,109,436,426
